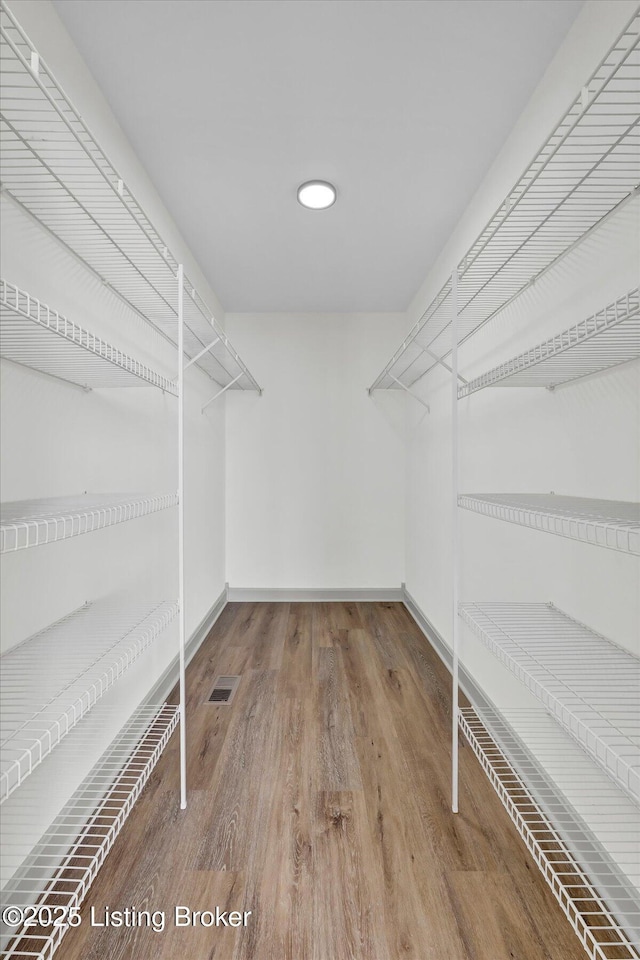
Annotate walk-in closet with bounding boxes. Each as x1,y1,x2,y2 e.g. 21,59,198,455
1,1,638,958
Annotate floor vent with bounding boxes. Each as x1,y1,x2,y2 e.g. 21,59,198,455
208,676,240,705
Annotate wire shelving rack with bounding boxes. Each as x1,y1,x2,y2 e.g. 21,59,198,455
0,704,179,960
0,280,179,393
0,3,261,394
459,706,640,960
0,600,178,804
458,289,640,397
363,10,640,958
459,602,640,803
457,494,640,555
0,493,179,553
369,11,640,393
0,6,254,956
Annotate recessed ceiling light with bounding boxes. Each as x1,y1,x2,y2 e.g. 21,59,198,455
297,180,336,210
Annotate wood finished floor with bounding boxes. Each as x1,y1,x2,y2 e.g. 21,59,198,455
58,602,587,960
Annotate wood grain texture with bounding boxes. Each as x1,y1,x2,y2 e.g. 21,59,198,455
316,647,362,791
444,872,553,960
248,696,314,960
56,602,588,960
312,790,391,960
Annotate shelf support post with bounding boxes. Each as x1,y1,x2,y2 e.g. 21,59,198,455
178,264,187,810
451,266,460,814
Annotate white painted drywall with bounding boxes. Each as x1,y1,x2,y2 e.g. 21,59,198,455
402,0,640,719
1,0,228,866
225,312,406,590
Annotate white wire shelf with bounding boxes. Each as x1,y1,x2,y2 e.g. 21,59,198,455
0,279,178,393
370,11,640,392
459,289,640,397
458,494,640,555
0,599,178,804
0,493,178,553
0,5,261,394
459,706,640,960
0,703,178,960
460,602,640,803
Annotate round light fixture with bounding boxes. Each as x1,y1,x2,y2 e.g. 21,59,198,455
297,180,336,210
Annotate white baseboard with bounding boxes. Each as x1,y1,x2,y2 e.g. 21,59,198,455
226,586,404,602
146,582,481,706
143,584,228,705
401,583,489,710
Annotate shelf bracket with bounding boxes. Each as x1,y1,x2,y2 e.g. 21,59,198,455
424,347,468,385
181,336,221,375
390,376,430,412
202,373,242,412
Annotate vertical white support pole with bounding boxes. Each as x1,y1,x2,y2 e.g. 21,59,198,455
178,264,187,810
451,267,460,814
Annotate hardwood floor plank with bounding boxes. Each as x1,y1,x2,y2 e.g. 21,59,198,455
245,602,289,671
348,634,469,958
157,871,247,960
444,871,554,960
312,791,391,960
278,602,313,701
196,669,280,871
226,603,262,647
369,660,504,874
315,646,362,790
367,630,549,878
314,601,363,643
399,623,453,720
237,696,314,960
357,602,407,670
333,627,369,737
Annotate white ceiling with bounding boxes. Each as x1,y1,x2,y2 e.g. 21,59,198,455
53,0,583,313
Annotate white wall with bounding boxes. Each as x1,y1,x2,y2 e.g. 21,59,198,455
1,0,228,867
225,312,406,590
403,0,640,715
